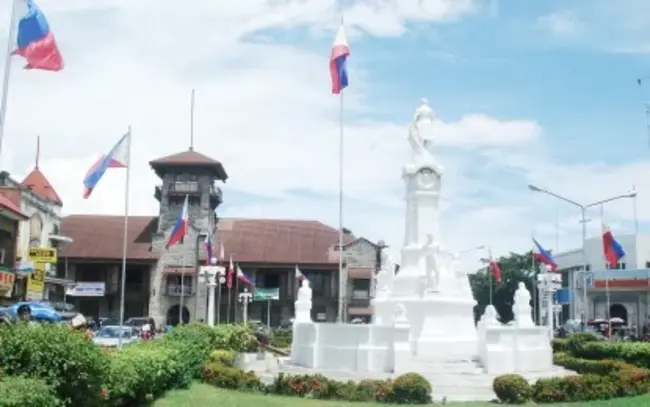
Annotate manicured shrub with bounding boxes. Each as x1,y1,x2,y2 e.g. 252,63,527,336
269,328,292,348
0,324,107,407
551,338,568,353
532,376,569,403
355,379,393,402
201,361,261,391
492,374,531,404
164,322,219,379
389,372,432,404
0,376,61,407
212,324,258,353
209,349,236,366
104,340,187,406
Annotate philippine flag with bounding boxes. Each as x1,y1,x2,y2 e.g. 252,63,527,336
204,233,214,263
532,238,558,271
329,25,349,95
237,265,254,286
83,133,130,199
227,256,234,289
602,225,625,268
166,195,189,249
13,0,63,71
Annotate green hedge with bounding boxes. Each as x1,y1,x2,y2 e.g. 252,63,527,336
0,322,260,406
0,376,62,407
494,334,650,404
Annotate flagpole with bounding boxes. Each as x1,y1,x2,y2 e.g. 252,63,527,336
180,252,185,324
336,14,346,323
0,0,18,162
234,264,240,323
601,204,612,340
227,259,232,323
117,126,132,349
531,243,537,324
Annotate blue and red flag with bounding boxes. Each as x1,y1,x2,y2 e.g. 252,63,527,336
236,265,254,286
329,25,349,95
13,0,63,71
166,195,189,249
204,232,214,263
602,225,625,268
532,238,558,271
83,133,129,199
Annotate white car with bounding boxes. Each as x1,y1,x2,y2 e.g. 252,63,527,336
92,326,140,348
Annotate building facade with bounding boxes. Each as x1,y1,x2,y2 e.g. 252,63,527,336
555,234,650,327
59,148,375,326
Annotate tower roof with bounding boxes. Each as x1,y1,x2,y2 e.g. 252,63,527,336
149,149,228,181
21,167,63,205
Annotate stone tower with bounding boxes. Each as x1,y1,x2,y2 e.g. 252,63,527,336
147,149,228,325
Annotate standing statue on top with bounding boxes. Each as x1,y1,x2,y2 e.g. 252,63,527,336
407,99,443,175
422,234,440,292
513,282,534,327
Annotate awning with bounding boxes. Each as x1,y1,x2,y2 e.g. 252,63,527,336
163,266,195,275
348,306,372,316
347,268,373,279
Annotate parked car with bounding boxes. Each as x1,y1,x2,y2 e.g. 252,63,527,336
125,317,150,331
92,326,140,348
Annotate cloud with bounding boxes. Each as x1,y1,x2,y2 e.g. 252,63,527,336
536,12,580,38
0,0,547,272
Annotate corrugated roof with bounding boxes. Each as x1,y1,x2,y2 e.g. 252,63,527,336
59,215,353,264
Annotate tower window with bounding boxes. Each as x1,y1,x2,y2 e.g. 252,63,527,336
172,181,199,193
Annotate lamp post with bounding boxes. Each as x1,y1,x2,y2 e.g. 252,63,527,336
238,287,253,324
527,184,637,324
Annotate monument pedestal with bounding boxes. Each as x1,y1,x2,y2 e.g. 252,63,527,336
373,294,476,361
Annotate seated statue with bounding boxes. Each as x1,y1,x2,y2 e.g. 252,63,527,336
375,248,394,295
513,282,534,326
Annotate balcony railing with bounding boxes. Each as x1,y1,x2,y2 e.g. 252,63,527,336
166,284,195,296
349,290,370,302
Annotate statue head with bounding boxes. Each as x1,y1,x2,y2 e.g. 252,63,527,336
518,282,526,291
301,279,310,288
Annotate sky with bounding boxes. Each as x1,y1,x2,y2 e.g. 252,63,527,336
1,0,650,271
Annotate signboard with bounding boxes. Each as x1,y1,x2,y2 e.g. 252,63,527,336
254,287,279,301
66,282,105,297
28,248,57,263
0,270,15,299
25,263,45,301
554,288,572,305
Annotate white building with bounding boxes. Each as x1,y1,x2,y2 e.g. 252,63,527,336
555,234,650,328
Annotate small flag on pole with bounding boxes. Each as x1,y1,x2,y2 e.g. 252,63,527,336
13,0,63,71
532,238,558,271
227,256,234,289
329,25,350,95
602,225,625,268
295,265,307,282
83,133,129,199
237,266,254,286
165,195,188,249
204,233,214,263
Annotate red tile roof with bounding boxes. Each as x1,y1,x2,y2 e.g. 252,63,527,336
21,167,63,205
0,194,27,220
60,215,159,260
60,215,353,264
149,149,228,181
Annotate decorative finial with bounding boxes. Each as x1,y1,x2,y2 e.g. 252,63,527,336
35,135,40,169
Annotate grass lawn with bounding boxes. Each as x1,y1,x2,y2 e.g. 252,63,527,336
152,383,650,407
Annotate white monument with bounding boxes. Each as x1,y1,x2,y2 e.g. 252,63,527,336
286,100,568,401
294,279,313,323
372,99,477,360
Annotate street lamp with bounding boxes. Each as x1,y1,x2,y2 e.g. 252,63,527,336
238,287,253,324
527,184,637,323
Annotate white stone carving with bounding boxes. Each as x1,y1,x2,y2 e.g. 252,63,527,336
422,234,439,292
514,282,534,327
375,248,395,297
294,279,313,323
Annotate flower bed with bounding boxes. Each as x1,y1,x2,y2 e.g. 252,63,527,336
198,348,432,404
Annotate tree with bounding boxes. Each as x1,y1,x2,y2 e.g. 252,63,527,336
469,251,541,324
